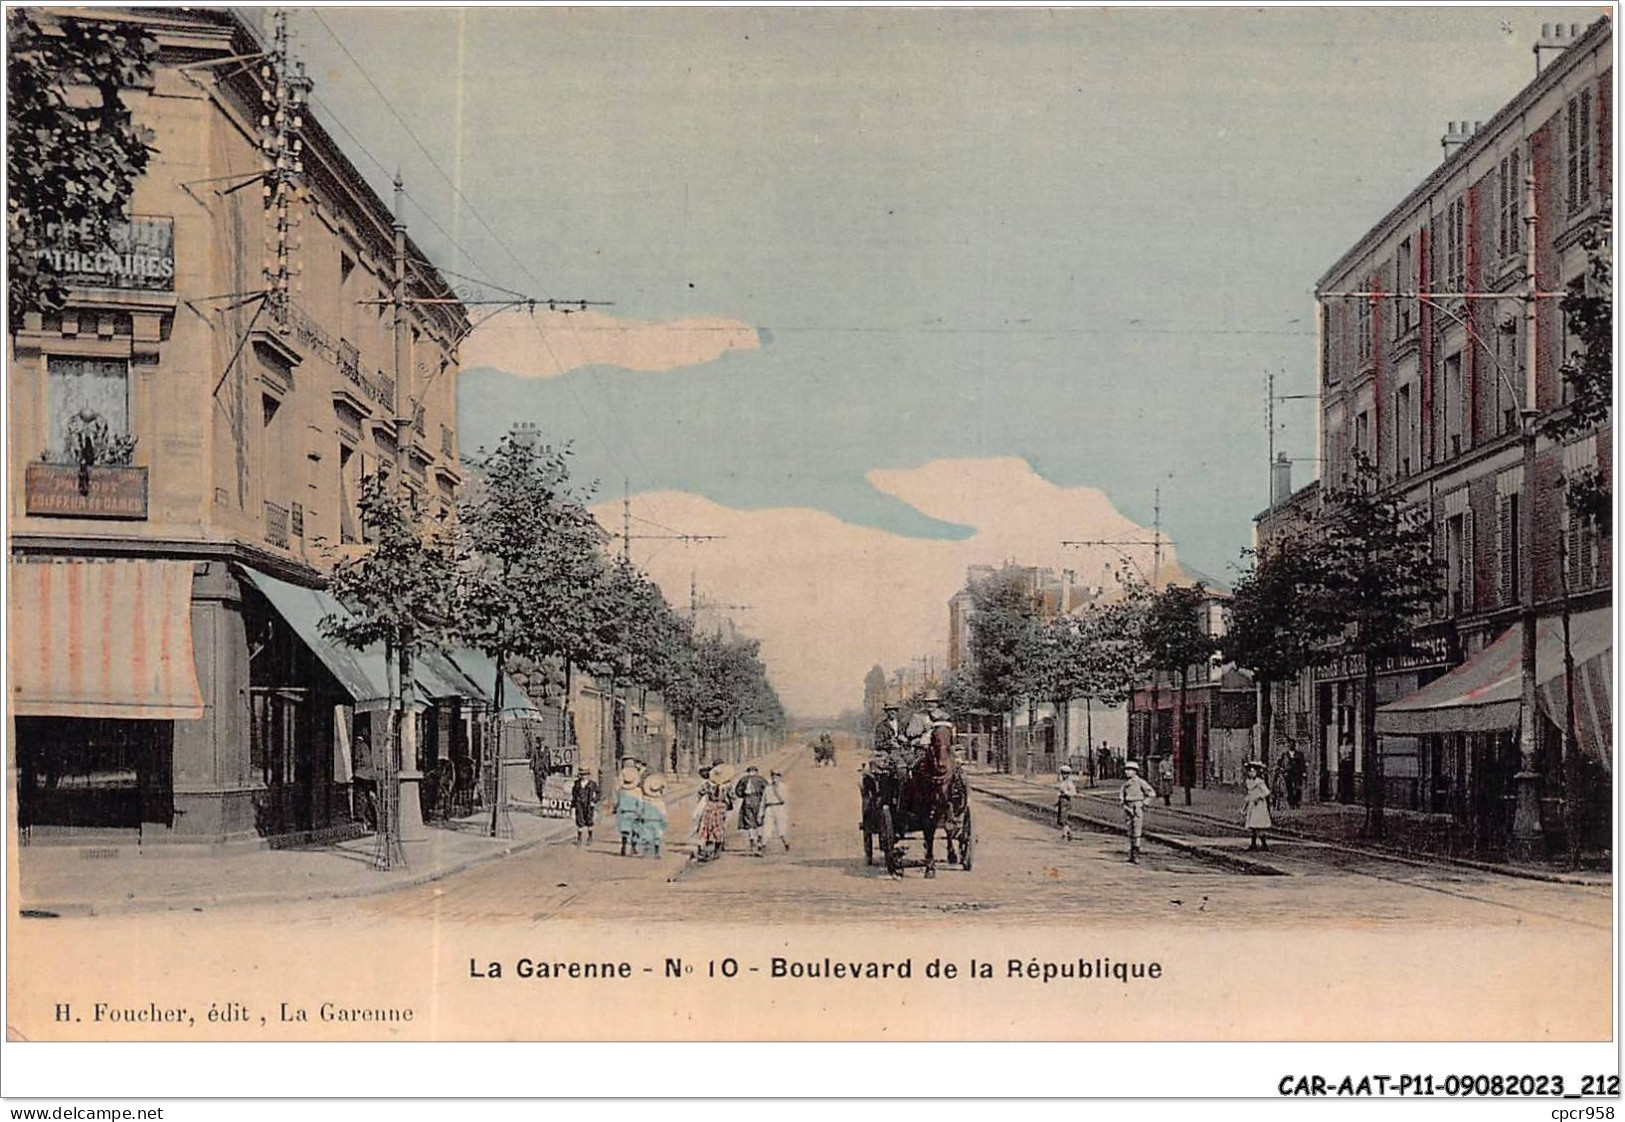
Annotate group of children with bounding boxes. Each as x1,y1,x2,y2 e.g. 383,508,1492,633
1056,756,1275,864
568,759,790,862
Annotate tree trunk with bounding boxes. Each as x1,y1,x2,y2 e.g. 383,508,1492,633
1056,696,1070,768
1363,657,1383,839
1178,667,1191,806
1559,530,1579,869
489,648,506,838
1085,697,1095,787
1258,676,1273,770
1025,696,1037,777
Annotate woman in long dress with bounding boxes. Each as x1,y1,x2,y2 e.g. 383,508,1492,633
1242,760,1273,851
695,764,734,861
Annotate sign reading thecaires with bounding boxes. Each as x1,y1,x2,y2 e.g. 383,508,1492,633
36,216,175,292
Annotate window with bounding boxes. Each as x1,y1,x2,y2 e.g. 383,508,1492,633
1495,317,1521,433
1498,149,1522,261
1395,384,1413,476
1354,410,1371,460
1395,238,1415,335
1563,505,1599,592
1497,489,1521,606
1444,197,1466,292
1567,89,1593,214
1357,297,1373,365
47,356,130,464
1442,352,1464,458
338,444,357,544
1446,510,1475,616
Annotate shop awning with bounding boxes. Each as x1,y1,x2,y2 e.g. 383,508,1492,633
1376,608,1613,769
240,567,471,706
9,559,204,720
444,648,545,718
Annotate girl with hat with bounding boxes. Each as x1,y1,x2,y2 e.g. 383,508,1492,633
1242,760,1273,851
1056,765,1077,841
614,762,646,857
694,763,734,861
635,773,669,859
687,766,711,846
763,770,791,851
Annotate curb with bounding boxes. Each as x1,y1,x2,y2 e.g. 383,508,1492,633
967,780,1287,877
973,772,1609,888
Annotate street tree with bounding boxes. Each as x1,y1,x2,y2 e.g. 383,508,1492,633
1224,529,1338,769
1074,593,1150,780
966,566,1042,774
458,433,604,835
7,9,157,330
1141,581,1218,804
323,473,460,868
1542,219,1612,531
1314,454,1440,839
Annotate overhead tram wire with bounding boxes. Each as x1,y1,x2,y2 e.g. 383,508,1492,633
309,9,554,297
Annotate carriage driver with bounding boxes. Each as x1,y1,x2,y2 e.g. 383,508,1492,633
873,703,903,755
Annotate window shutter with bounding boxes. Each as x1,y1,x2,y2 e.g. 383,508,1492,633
1498,494,1515,605
1581,90,1593,205
1462,508,1475,612
1568,97,1580,211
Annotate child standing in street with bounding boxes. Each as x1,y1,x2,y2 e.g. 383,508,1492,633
1120,760,1158,864
1056,765,1077,841
1242,760,1273,851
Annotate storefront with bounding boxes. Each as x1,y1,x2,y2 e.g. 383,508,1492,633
11,559,203,837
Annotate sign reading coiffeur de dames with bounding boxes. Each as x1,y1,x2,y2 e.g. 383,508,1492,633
36,216,175,292
25,463,149,519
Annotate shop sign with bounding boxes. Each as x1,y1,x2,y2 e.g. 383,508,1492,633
25,463,149,519
35,217,175,292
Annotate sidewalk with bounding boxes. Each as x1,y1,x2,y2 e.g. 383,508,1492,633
971,767,1611,887
15,750,793,917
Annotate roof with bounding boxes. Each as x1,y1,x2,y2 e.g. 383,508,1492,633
1316,16,1611,291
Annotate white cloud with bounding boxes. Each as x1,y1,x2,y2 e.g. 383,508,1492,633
460,308,759,378
593,457,1187,717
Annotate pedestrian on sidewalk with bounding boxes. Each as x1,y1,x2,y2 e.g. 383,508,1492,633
1157,755,1174,807
764,769,791,851
615,762,646,857
1120,760,1157,863
571,767,600,846
1243,760,1273,851
1283,742,1307,810
734,765,769,856
636,773,669,859
1056,765,1077,841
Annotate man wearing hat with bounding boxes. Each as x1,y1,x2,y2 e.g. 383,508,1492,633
734,765,769,855
570,767,600,847
873,703,902,755
1056,765,1077,841
1119,760,1158,863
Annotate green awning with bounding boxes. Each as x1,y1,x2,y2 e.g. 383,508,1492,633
444,648,545,717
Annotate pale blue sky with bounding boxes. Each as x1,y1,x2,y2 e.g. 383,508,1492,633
293,5,1601,579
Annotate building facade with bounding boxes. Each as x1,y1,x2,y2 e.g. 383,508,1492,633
9,8,475,844
1306,18,1612,853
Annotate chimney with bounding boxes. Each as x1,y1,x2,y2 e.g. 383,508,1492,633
1270,452,1293,507
1440,120,1476,159
1535,22,1586,74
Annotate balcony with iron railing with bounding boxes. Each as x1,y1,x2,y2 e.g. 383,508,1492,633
264,501,290,549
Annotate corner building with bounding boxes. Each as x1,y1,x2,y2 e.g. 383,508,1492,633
1310,19,1611,853
9,8,472,843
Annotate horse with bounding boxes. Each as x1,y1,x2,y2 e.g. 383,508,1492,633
907,724,963,878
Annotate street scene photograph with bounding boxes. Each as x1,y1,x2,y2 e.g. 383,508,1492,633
2,1,1617,1064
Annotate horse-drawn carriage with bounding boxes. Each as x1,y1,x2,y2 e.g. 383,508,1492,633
860,755,974,877
813,736,837,767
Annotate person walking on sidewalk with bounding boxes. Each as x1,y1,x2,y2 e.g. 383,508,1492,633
763,770,791,851
1120,760,1157,864
571,767,600,846
1243,760,1273,851
614,763,646,857
1157,755,1174,807
1282,742,1307,810
695,763,735,861
1056,765,1077,841
734,765,769,855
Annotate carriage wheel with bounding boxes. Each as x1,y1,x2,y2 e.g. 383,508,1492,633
880,805,899,876
960,807,975,871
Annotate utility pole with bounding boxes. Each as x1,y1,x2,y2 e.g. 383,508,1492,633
1267,368,1317,512
1510,162,1543,859
1152,487,1163,589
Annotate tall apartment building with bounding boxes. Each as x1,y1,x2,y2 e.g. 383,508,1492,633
1308,18,1612,852
9,8,475,843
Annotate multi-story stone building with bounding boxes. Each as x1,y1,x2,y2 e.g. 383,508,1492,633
9,8,478,844
1302,18,1612,852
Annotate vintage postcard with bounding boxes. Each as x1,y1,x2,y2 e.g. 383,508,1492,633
4,2,1616,1074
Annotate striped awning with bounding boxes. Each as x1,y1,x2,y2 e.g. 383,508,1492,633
1377,608,1613,770
9,559,204,720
